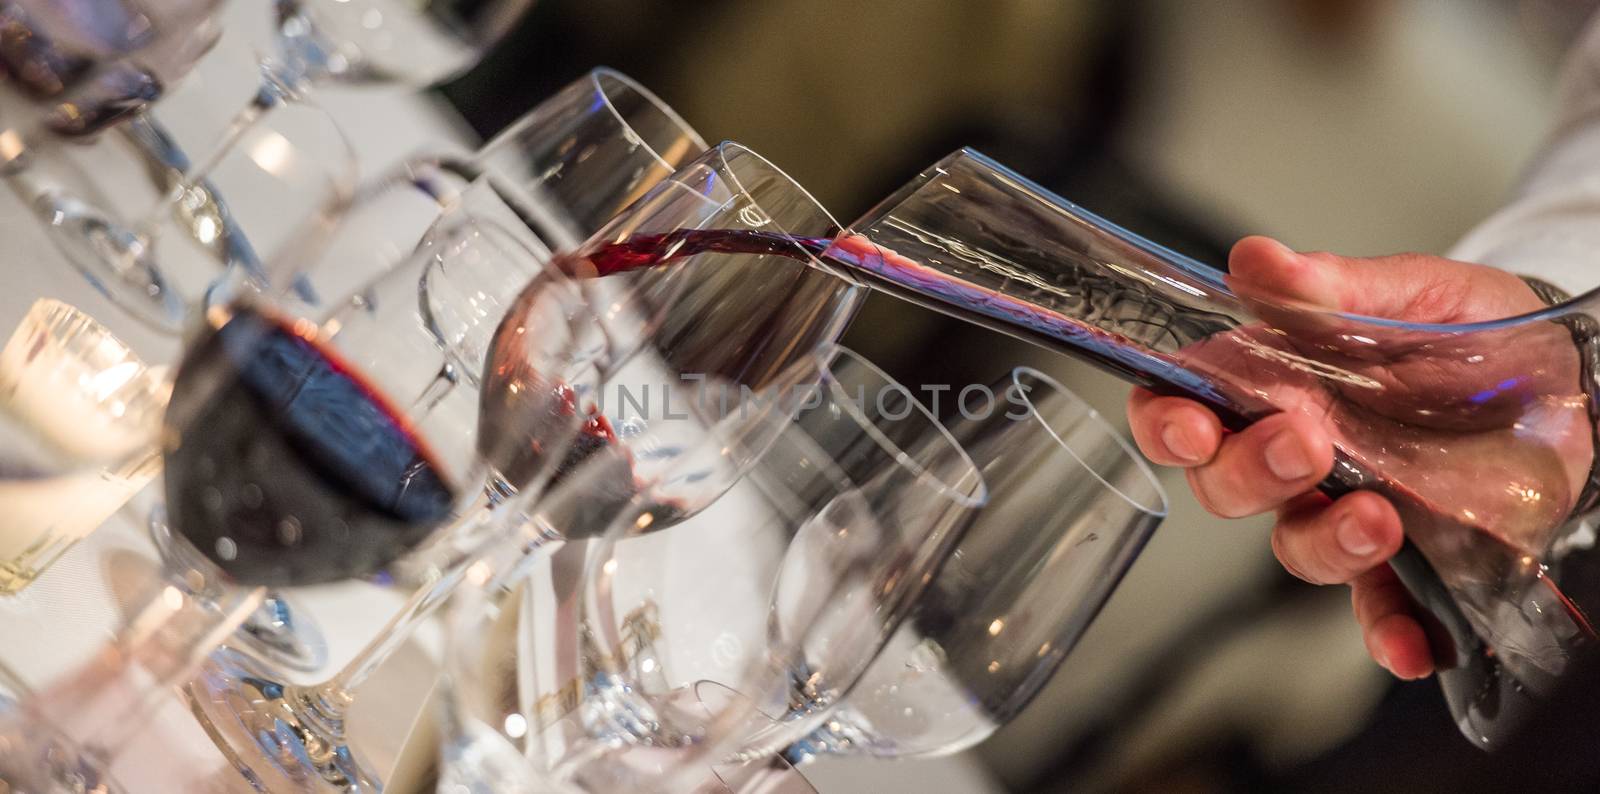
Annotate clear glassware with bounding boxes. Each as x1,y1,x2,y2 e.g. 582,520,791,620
438,346,987,793
99,0,533,318
781,366,1167,762
0,0,243,329
143,0,534,214
70,95,356,332
267,0,535,89
171,68,704,678
706,754,818,794
0,0,223,144
0,202,588,793
183,141,861,793
161,209,593,792
466,67,710,241
827,146,1600,747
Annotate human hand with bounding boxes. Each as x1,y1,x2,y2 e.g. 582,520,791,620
1126,236,1590,679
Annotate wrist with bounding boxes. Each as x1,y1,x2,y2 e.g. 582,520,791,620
1521,275,1600,517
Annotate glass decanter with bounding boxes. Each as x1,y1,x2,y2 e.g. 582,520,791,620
828,148,1600,748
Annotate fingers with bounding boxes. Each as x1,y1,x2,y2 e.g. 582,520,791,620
1126,388,1223,466
1271,490,1402,585
1272,492,1431,679
1184,412,1334,518
1129,389,1334,518
1351,565,1435,679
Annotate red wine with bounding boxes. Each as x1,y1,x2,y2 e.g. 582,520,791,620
566,226,1596,745
164,305,457,586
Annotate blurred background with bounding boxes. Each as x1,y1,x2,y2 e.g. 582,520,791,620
437,0,1597,791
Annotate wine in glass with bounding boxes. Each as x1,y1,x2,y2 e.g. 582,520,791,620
0,208,590,791
181,141,860,792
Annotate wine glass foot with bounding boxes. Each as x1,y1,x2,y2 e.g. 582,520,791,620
184,647,382,793
147,506,330,674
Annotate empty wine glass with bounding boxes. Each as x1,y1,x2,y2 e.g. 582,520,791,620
397,66,711,412
781,366,1166,762
267,0,534,89
35,82,358,333
141,0,534,220
438,346,988,793
466,67,709,240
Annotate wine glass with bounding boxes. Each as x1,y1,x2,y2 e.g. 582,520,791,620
160,68,705,678
181,141,862,793
0,0,223,143
780,366,1167,762
32,74,358,333
437,345,988,793
266,0,534,89
136,0,535,215
835,146,1600,747
0,0,236,309
0,211,586,787
466,67,710,240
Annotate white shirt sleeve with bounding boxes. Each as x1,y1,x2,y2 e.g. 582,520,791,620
1449,13,1600,295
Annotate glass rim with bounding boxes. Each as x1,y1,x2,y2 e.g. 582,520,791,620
589,67,710,171
1011,366,1168,518
893,147,1599,336
823,345,988,509
710,141,865,289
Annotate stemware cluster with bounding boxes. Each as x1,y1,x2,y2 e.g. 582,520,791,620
0,8,1177,793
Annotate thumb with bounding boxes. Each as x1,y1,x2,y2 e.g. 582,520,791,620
1226,236,1345,311
1226,235,1487,322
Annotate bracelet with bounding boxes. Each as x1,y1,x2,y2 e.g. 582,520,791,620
1521,276,1600,517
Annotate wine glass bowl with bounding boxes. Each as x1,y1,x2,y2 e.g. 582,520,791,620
169,207,602,793
0,0,225,140
784,366,1167,762
472,67,709,240
271,0,534,89
572,345,986,784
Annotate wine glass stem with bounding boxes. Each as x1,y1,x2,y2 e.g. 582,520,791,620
412,362,460,414
778,708,876,766
308,558,473,706
147,62,297,237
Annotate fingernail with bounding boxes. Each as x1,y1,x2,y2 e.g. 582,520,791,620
1263,430,1313,481
1337,514,1379,557
1160,423,1199,463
